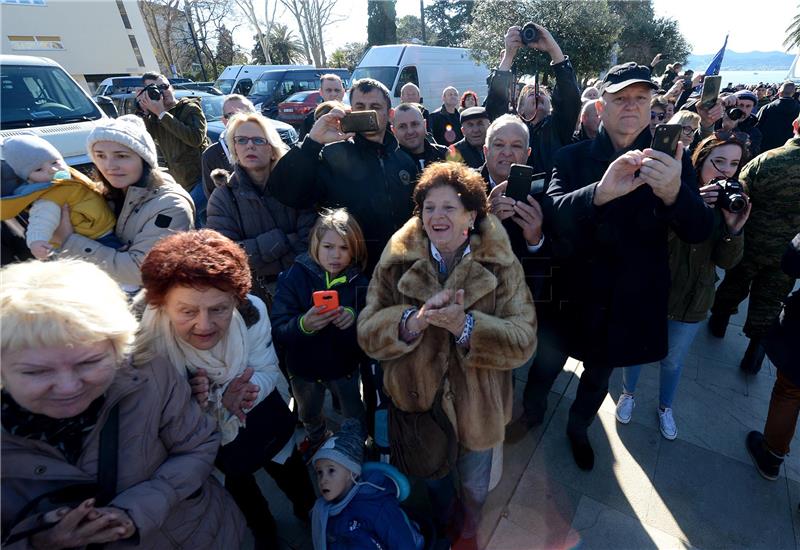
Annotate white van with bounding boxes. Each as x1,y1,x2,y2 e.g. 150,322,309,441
352,45,490,110
1,54,107,171
214,64,313,97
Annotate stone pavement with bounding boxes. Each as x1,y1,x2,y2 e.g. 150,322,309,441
259,292,799,550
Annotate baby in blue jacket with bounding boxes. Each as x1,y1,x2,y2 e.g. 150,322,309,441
311,420,424,549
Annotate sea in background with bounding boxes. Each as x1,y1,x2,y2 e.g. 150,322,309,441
684,69,791,85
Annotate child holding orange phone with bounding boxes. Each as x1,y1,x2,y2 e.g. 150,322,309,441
271,208,369,459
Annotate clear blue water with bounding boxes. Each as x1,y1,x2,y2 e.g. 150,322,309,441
685,69,792,85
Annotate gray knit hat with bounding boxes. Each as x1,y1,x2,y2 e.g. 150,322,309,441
1,134,62,181
312,420,364,475
87,115,158,168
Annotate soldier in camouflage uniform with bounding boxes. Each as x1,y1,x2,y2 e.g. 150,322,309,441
709,115,800,373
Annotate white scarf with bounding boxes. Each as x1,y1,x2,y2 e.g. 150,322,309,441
139,296,272,444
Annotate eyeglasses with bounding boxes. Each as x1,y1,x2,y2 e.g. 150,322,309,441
152,84,170,91
650,111,666,121
233,136,268,146
681,125,696,136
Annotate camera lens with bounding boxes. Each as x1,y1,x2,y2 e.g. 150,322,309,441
728,195,747,213
521,23,538,45
146,85,161,101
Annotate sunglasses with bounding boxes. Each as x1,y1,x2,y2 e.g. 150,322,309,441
233,136,268,146
714,130,750,145
152,84,170,91
650,111,666,121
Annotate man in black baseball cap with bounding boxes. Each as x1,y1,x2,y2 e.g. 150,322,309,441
520,60,713,471
450,106,490,169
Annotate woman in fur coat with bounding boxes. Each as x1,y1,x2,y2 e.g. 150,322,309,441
357,161,537,549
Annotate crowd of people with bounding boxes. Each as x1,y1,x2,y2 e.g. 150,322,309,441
1,22,799,550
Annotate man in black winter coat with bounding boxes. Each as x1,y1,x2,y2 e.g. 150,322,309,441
757,82,800,152
391,103,447,174
268,78,416,275
428,86,464,145
484,24,581,175
452,107,490,169
544,63,714,471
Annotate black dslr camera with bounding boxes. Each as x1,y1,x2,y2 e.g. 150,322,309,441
141,83,162,101
520,22,538,45
725,107,745,121
711,177,748,213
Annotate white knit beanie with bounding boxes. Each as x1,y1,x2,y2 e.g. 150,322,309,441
87,115,158,168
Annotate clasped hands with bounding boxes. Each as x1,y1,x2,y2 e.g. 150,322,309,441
594,145,683,207
406,288,467,337
190,366,258,422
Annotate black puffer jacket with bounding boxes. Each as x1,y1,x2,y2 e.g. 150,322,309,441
270,253,370,381
268,132,417,274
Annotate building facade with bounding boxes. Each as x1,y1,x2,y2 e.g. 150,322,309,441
1,0,160,91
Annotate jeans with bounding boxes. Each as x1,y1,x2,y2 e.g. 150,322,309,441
423,446,492,540
622,319,701,409
189,179,207,228
764,371,800,456
290,373,366,444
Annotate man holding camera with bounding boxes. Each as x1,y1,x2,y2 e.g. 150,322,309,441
484,24,581,176
138,72,210,225
542,63,714,470
718,90,763,156
709,115,800,374
269,78,416,275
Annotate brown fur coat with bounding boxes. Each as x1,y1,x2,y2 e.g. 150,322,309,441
357,214,537,451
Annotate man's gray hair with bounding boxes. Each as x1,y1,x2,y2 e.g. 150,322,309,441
401,82,420,94
223,94,256,113
320,73,343,86
485,114,529,148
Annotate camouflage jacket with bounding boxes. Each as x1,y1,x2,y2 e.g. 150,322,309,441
740,137,800,262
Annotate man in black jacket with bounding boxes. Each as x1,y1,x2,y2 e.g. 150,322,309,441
718,90,763,156
391,103,447,174
452,107,490,169
484,24,581,175
544,63,714,471
428,86,463,146
757,82,800,152
299,73,346,140
268,78,416,275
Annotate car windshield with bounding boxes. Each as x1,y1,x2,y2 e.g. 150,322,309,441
1,64,103,129
197,94,224,122
251,78,280,97
351,67,398,91
214,78,235,94
285,91,315,102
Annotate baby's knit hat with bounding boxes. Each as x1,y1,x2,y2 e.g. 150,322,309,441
1,134,62,181
312,420,364,475
86,115,158,168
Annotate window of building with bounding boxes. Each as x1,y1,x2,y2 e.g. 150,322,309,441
7,35,64,51
128,35,145,68
115,0,132,29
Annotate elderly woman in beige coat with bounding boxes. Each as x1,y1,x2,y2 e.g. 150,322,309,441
0,259,245,549
357,161,536,548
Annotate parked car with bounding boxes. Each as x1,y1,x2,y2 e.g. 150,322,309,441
214,64,312,96
277,91,323,126
352,45,489,110
173,81,223,95
249,67,350,119
93,76,192,97
110,90,298,147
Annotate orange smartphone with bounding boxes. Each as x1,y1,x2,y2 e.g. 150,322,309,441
312,290,339,313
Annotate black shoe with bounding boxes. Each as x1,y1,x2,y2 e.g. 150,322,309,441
567,430,595,471
746,430,783,480
740,338,766,375
708,313,730,338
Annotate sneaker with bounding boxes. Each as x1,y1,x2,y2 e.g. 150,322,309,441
615,393,635,424
658,407,678,440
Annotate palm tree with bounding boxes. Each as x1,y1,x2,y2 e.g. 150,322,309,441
270,23,306,65
785,5,800,50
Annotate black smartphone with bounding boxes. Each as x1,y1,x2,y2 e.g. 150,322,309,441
340,110,379,133
505,164,535,202
651,124,683,157
700,75,722,109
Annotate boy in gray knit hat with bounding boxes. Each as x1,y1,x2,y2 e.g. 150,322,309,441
311,420,423,549
0,134,118,259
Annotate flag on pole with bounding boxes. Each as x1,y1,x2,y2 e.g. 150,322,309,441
705,35,729,76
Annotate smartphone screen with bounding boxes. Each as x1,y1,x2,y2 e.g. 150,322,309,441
700,75,722,108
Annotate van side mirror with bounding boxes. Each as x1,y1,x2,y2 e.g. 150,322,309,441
95,96,119,118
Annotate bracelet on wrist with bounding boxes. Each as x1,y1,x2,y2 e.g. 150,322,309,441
401,307,421,338
455,313,474,345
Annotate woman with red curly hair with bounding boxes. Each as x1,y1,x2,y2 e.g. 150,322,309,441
134,229,314,549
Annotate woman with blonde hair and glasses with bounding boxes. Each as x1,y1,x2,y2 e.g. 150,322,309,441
1,259,245,549
668,110,702,149
207,112,316,306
